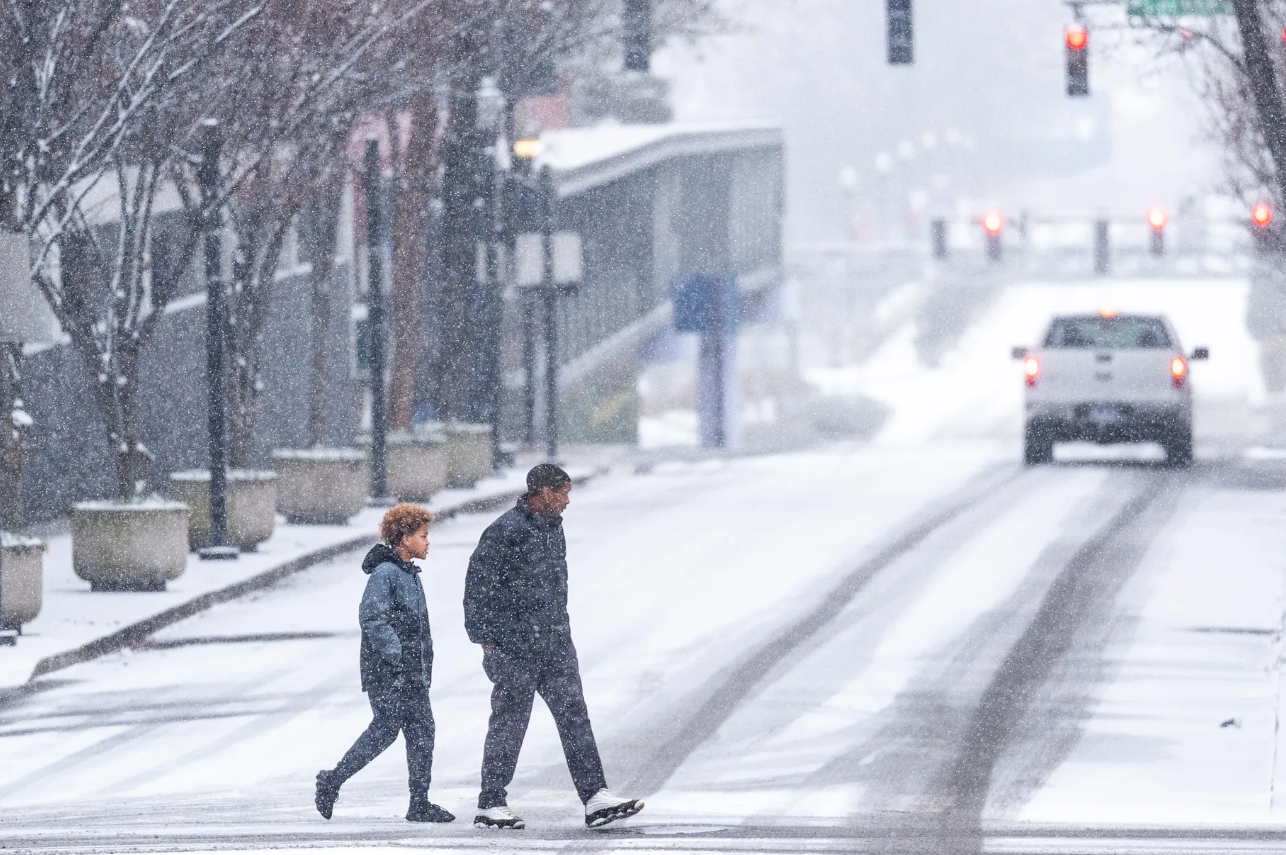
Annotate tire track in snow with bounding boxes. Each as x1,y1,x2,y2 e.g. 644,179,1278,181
0,661,302,803
626,461,1031,796
936,468,1177,835
786,465,1175,832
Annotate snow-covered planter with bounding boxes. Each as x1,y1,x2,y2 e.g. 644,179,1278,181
1,533,45,631
169,470,277,552
72,499,189,592
385,432,449,502
272,448,369,525
431,422,493,488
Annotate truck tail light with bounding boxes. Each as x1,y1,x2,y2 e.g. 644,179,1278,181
1024,356,1040,387
1171,356,1187,387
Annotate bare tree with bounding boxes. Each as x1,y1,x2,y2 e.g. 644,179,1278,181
167,0,427,466
1,0,263,499
1128,3,1286,384
1130,2,1286,216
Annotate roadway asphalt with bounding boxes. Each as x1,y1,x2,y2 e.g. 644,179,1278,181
2,442,1283,854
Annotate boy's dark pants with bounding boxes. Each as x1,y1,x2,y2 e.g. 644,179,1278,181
332,679,435,796
478,637,607,809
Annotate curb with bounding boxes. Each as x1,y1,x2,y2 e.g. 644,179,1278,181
26,471,599,683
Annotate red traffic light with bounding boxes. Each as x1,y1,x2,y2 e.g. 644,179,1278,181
1253,202,1273,227
1066,24,1088,50
1147,206,1167,230
982,211,1004,234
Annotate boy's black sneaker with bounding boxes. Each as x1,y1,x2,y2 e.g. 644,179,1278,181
407,800,455,823
315,770,340,820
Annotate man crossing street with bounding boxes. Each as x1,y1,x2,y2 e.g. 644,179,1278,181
464,464,643,830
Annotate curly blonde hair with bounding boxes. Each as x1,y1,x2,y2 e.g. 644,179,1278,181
380,503,434,547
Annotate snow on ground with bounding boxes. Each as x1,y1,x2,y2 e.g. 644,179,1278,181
648,466,1113,823
0,443,1005,821
1018,486,1286,826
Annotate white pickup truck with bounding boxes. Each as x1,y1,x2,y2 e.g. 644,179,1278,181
1013,313,1208,466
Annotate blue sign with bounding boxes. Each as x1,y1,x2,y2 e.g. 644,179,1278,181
673,274,739,333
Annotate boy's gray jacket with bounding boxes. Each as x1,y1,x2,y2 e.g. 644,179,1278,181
359,543,433,693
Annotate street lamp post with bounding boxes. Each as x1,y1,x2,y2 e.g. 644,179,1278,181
512,164,579,462
363,139,390,503
197,120,236,562
540,166,559,462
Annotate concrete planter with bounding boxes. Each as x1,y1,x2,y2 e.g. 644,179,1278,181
272,449,368,525
72,501,190,592
1,533,45,631
386,433,449,502
429,422,493,488
169,470,277,552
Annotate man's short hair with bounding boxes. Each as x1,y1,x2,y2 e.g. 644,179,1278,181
527,463,571,493
380,503,434,546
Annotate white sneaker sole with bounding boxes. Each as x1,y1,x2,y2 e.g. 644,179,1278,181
586,799,644,828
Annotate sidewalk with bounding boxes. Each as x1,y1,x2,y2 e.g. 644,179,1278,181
0,463,598,694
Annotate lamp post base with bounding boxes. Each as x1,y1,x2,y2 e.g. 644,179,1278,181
198,545,239,561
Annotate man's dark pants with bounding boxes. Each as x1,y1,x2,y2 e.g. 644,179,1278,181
478,637,606,809
332,679,436,796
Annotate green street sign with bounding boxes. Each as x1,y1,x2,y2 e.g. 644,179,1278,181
1126,0,1231,15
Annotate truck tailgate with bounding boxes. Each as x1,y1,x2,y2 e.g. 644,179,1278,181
1034,349,1179,405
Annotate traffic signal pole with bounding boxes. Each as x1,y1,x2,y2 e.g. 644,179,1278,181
887,0,913,65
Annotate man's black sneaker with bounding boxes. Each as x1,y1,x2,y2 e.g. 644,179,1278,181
407,801,456,823
315,770,339,820
584,788,644,828
473,805,526,829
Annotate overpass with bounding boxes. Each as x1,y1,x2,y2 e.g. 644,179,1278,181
505,122,785,445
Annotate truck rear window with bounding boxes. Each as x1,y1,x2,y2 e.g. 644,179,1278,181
1042,317,1172,349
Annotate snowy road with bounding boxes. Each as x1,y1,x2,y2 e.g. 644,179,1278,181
4,276,1286,854
5,447,1286,854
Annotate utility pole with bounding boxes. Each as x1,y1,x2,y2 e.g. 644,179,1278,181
197,120,236,561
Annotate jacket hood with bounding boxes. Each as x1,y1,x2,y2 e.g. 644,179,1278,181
362,542,418,575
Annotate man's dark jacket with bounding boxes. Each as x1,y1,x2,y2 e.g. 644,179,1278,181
464,496,570,655
359,543,434,693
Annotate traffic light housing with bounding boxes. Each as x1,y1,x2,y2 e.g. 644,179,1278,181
983,212,1003,262
623,0,652,72
1066,25,1088,97
1252,202,1278,254
887,0,913,65
1147,207,1166,256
